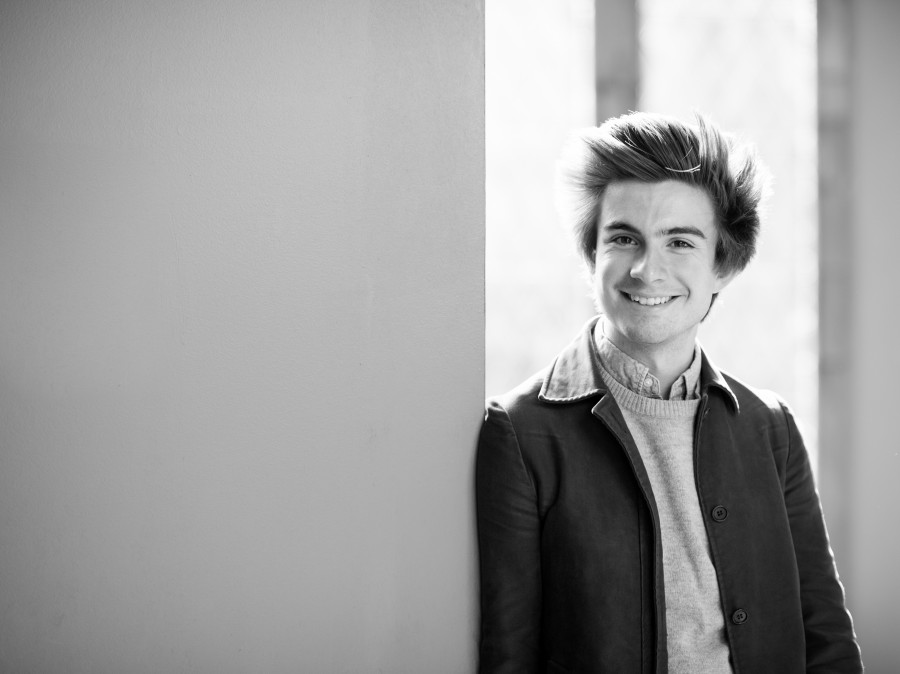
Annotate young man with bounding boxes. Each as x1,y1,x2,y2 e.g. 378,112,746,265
475,112,862,673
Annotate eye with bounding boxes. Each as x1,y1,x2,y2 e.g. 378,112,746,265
611,235,638,246
670,239,695,249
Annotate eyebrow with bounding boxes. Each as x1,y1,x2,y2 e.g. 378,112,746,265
602,221,708,239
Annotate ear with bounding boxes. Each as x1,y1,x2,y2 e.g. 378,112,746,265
713,268,738,293
585,247,597,277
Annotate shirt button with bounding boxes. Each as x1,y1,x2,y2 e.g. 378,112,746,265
644,376,654,389
732,608,748,625
711,505,728,522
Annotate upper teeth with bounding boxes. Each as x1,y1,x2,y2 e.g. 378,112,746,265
629,294,672,306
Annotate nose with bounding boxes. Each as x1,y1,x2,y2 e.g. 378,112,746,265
630,246,665,283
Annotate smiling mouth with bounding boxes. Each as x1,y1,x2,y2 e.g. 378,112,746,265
625,293,675,306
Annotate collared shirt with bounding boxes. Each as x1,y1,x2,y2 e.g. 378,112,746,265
593,320,702,401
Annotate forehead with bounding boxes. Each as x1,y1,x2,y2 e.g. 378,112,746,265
599,180,717,234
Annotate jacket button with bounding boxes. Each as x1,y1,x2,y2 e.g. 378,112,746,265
711,505,728,522
732,609,748,625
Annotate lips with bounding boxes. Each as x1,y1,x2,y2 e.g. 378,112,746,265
625,292,675,306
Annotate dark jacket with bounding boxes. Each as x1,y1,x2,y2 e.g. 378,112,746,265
476,320,862,673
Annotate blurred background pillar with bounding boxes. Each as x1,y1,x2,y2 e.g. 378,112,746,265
595,0,638,123
819,1,900,670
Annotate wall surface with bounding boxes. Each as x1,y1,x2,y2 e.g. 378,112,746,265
843,1,900,669
0,2,484,672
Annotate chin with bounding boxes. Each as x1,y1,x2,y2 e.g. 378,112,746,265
610,318,682,348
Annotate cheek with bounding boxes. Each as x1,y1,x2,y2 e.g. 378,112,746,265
596,271,623,307
593,264,613,291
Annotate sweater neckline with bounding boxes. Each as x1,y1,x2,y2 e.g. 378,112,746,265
600,366,701,419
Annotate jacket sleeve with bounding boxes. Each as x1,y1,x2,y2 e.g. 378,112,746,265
779,402,863,672
475,400,542,674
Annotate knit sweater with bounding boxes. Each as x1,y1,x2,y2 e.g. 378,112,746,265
598,354,733,673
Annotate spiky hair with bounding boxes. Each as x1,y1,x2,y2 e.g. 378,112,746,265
556,111,768,275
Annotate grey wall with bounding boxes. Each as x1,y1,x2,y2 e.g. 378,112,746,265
0,2,484,672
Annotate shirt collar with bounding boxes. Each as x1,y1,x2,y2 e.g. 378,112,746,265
593,320,702,401
538,317,739,411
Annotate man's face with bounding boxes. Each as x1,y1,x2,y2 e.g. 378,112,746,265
592,180,735,362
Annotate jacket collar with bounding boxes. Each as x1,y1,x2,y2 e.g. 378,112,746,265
537,317,740,412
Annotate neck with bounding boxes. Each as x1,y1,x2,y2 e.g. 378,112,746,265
600,318,697,396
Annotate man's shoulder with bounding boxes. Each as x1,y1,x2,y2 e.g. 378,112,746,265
716,368,789,420
485,362,599,427
488,367,551,415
